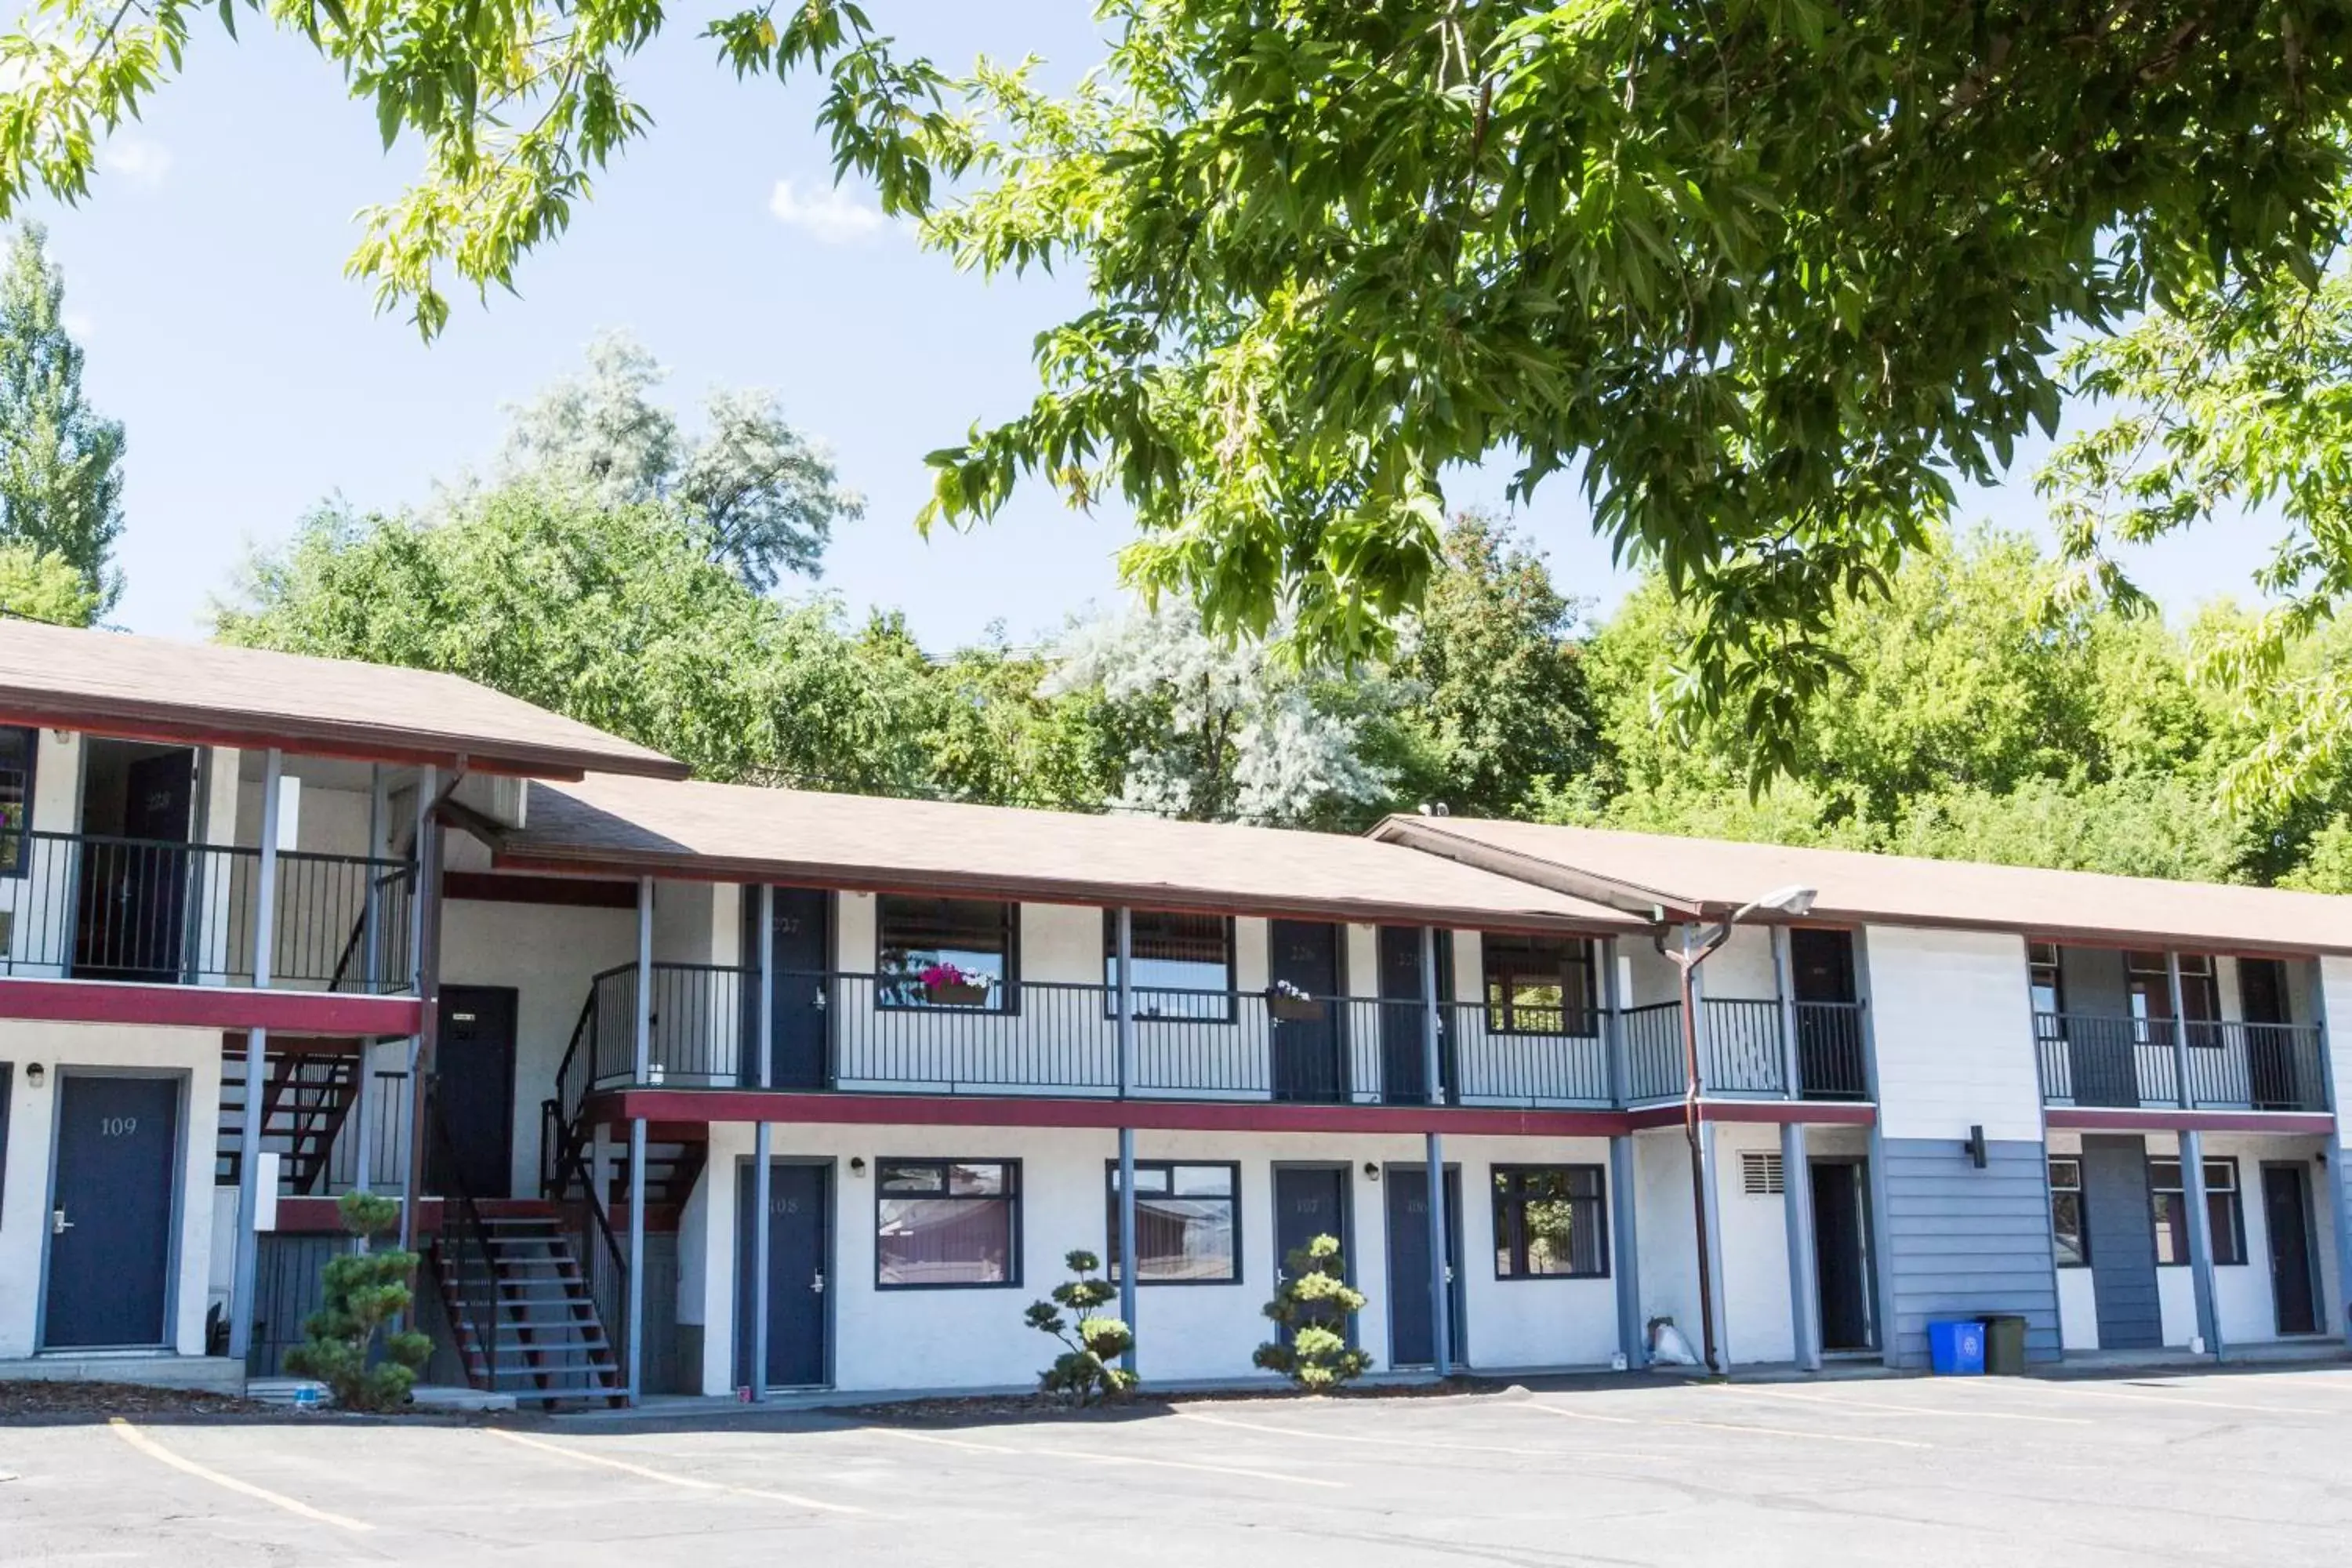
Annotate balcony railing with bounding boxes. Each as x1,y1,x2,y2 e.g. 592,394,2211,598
2034,1011,2328,1112
567,964,1620,1109
1617,997,1870,1102
0,830,414,992
559,967,1874,1111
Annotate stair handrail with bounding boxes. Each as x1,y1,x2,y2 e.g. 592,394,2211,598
541,989,599,1198
550,1123,630,1396
423,1090,508,1391
325,860,418,994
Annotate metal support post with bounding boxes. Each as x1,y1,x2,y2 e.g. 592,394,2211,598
1421,926,1452,1377
399,764,437,1254
229,748,284,1362
2167,952,2222,1357
1116,906,1138,1372
753,884,775,1399
626,877,653,1404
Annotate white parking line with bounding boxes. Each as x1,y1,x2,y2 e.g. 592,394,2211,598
1512,1398,1933,1449
108,1420,372,1533
874,1424,1348,1488
485,1428,868,1514
1724,1385,2092,1425
2012,1384,2344,1418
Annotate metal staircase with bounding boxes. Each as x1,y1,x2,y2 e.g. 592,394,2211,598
216,1040,361,1192
427,1099,625,1407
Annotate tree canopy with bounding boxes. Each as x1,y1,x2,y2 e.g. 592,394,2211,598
0,224,122,608
11,5,2348,775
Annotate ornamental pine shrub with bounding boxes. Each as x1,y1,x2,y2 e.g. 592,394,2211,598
284,1191,433,1411
1254,1234,1371,1390
1024,1249,1137,1406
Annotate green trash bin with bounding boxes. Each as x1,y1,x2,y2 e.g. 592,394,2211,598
1982,1314,2028,1376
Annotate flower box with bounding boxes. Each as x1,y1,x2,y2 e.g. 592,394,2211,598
926,980,989,1007
1270,993,1323,1022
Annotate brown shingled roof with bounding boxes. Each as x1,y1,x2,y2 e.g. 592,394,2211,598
1372,816,2352,955
0,619,685,780
496,774,1639,932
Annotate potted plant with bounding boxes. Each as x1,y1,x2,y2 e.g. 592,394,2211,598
1269,978,1322,1023
922,961,990,1007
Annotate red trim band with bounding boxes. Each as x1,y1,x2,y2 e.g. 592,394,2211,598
1620,1099,1879,1131
599,1088,1632,1138
0,978,419,1036
2044,1106,2336,1136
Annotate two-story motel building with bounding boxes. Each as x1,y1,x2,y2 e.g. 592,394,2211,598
0,619,2344,1401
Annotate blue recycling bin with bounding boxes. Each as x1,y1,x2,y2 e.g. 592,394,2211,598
1928,1319,1987,1376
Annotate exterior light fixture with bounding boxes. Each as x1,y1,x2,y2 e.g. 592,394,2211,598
1363,1162,1380,1181
24,1062,42,1087
848,1156,867,1177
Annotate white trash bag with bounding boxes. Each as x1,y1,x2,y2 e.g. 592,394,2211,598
1646,1316,1699,1367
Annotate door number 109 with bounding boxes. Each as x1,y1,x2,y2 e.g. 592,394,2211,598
99,1116,139,1138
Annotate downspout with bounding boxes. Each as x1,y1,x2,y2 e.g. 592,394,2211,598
1116,906,1138,1374
1421,925,1452,1377
752,883,774,1400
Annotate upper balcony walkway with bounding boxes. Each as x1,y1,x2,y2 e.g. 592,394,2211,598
554,964,1875,1136
0,829,418,1032
2034,1011,2330,1115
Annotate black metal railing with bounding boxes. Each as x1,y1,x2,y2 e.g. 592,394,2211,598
426,1094,509,1391
318,1070,411,1194
0,830,413,991
568,964,1620,1109
1794,1000,1870,1099
1701,998,1787,1094
2036,1011,2328,1112
1622,1001,1686,1100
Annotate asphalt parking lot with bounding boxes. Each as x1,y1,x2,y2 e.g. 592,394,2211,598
6,1367,2352,1566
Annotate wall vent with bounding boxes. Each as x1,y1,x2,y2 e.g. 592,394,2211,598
1740,1151,1784,1196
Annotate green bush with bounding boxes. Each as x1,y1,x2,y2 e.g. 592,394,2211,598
1254,1235,1371,1391
284,1191,432,1411
1024,1249,1137,1406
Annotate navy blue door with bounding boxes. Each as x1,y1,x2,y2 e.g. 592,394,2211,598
1384,1165,1465,1367
1377,927,1455,1104
1270,920,1346,1102
45,1074,180,1348
738,1162,829,1388
1273,1166,1351,1346
742,888,831,1089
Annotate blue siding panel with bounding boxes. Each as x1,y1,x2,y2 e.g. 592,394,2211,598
1878,1137,2062,1368
2081,1134,2163,1350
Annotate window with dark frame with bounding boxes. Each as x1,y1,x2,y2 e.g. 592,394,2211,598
2148,1156,2247,1266
1103,911,1236,1020
876,896,1017,1011
2125,952,2220,1044
1481,935,1599,1037
875,1160,1020,1287
0,728,34,877
1492,1164,1608,1278
1105,1160,1240,1283
2049,1156,2087,1267
2028,942,2064,1017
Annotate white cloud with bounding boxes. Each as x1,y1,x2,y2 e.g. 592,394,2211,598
767,180,887,245
101,132,172,189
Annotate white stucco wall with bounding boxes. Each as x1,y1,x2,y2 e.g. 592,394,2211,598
1712,1121,1795,1366
685,1125,1623,1396
0,1020,223,1358
1632,1127,1698,1348
1864,925,2042,1143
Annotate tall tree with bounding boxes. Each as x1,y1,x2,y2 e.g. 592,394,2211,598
0,224,123,608
502,332,863,591
4,7,2344,779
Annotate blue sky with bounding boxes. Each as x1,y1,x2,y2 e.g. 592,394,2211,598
31,8,2287,646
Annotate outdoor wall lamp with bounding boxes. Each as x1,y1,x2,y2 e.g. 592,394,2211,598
24,1062,42,1087
848,1156,866,1176
1363,1162,1380,1181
